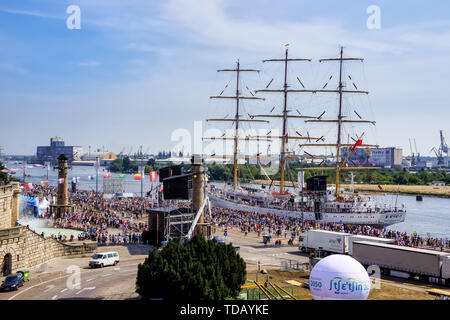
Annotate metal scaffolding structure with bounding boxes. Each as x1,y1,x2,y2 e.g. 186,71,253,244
161,197,211,242
103,178,125,195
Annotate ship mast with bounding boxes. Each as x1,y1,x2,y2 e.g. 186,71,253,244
251,47,323,194
336,46,345,197
204,60,268,190
298,46,379,198
280,48,290,194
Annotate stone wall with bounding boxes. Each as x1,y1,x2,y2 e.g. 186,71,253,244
0,183,20,229
0,226,97,274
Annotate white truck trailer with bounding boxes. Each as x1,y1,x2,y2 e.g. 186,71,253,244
347,235,396,256
298,230,351,255
352,241,450,286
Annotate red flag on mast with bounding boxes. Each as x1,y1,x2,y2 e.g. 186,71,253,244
350,139,363,151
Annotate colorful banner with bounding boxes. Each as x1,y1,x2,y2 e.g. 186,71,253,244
103,173,111,178
149,171,158,182
58,178,65,184
118,174,126,178
134,173,142,180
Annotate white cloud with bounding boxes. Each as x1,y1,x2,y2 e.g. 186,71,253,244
0,7,62,19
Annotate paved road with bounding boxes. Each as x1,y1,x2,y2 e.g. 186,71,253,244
221,230,309,269
2,259,142,300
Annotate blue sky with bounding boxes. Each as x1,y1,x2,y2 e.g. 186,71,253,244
0,0,449,157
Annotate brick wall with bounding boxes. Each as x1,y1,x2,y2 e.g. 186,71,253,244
0,226,97,273
0,183,20,229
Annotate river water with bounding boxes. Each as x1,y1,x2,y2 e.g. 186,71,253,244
13,165,450,239
14,164,154,195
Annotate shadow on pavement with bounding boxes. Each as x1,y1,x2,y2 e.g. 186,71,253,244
98,244,154,255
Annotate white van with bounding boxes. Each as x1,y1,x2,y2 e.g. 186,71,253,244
89,252,119,268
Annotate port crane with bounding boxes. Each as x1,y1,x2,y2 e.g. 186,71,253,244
117,147,126,158
430,147,441,164
432,130,449,166
414,138,420,163
409,138,415,166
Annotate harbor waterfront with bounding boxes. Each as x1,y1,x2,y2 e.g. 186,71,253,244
11,164,153,195
15,165,450,239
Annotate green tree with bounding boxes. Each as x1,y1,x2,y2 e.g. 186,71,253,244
208,163,233,181
0,161,9,185
108,158,123,172
136,235,246,300
146,158,156,167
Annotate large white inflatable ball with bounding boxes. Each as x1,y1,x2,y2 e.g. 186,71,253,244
309,254,371,300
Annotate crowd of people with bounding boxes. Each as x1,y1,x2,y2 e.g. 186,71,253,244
24,186,149,245
207,207,450,251
22,185,449,251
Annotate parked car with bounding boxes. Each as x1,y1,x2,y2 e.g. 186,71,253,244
89,252,119,268
1,273,25,291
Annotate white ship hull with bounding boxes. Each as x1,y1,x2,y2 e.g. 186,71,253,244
209,194,406,227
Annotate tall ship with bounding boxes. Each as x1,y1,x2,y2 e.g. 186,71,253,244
204,46,406,227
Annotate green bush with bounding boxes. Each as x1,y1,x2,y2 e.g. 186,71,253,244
0,161,11,185
136,235,246,300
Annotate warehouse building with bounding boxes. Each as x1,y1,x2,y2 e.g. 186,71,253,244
341,147,403,168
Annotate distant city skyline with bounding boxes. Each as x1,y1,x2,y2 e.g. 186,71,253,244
0,0,449,156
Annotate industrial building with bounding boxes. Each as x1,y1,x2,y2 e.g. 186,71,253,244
80,151,117,166
36,137,82,165
341,147,403,168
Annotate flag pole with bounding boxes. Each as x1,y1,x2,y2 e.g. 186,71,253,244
95,156,99,201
